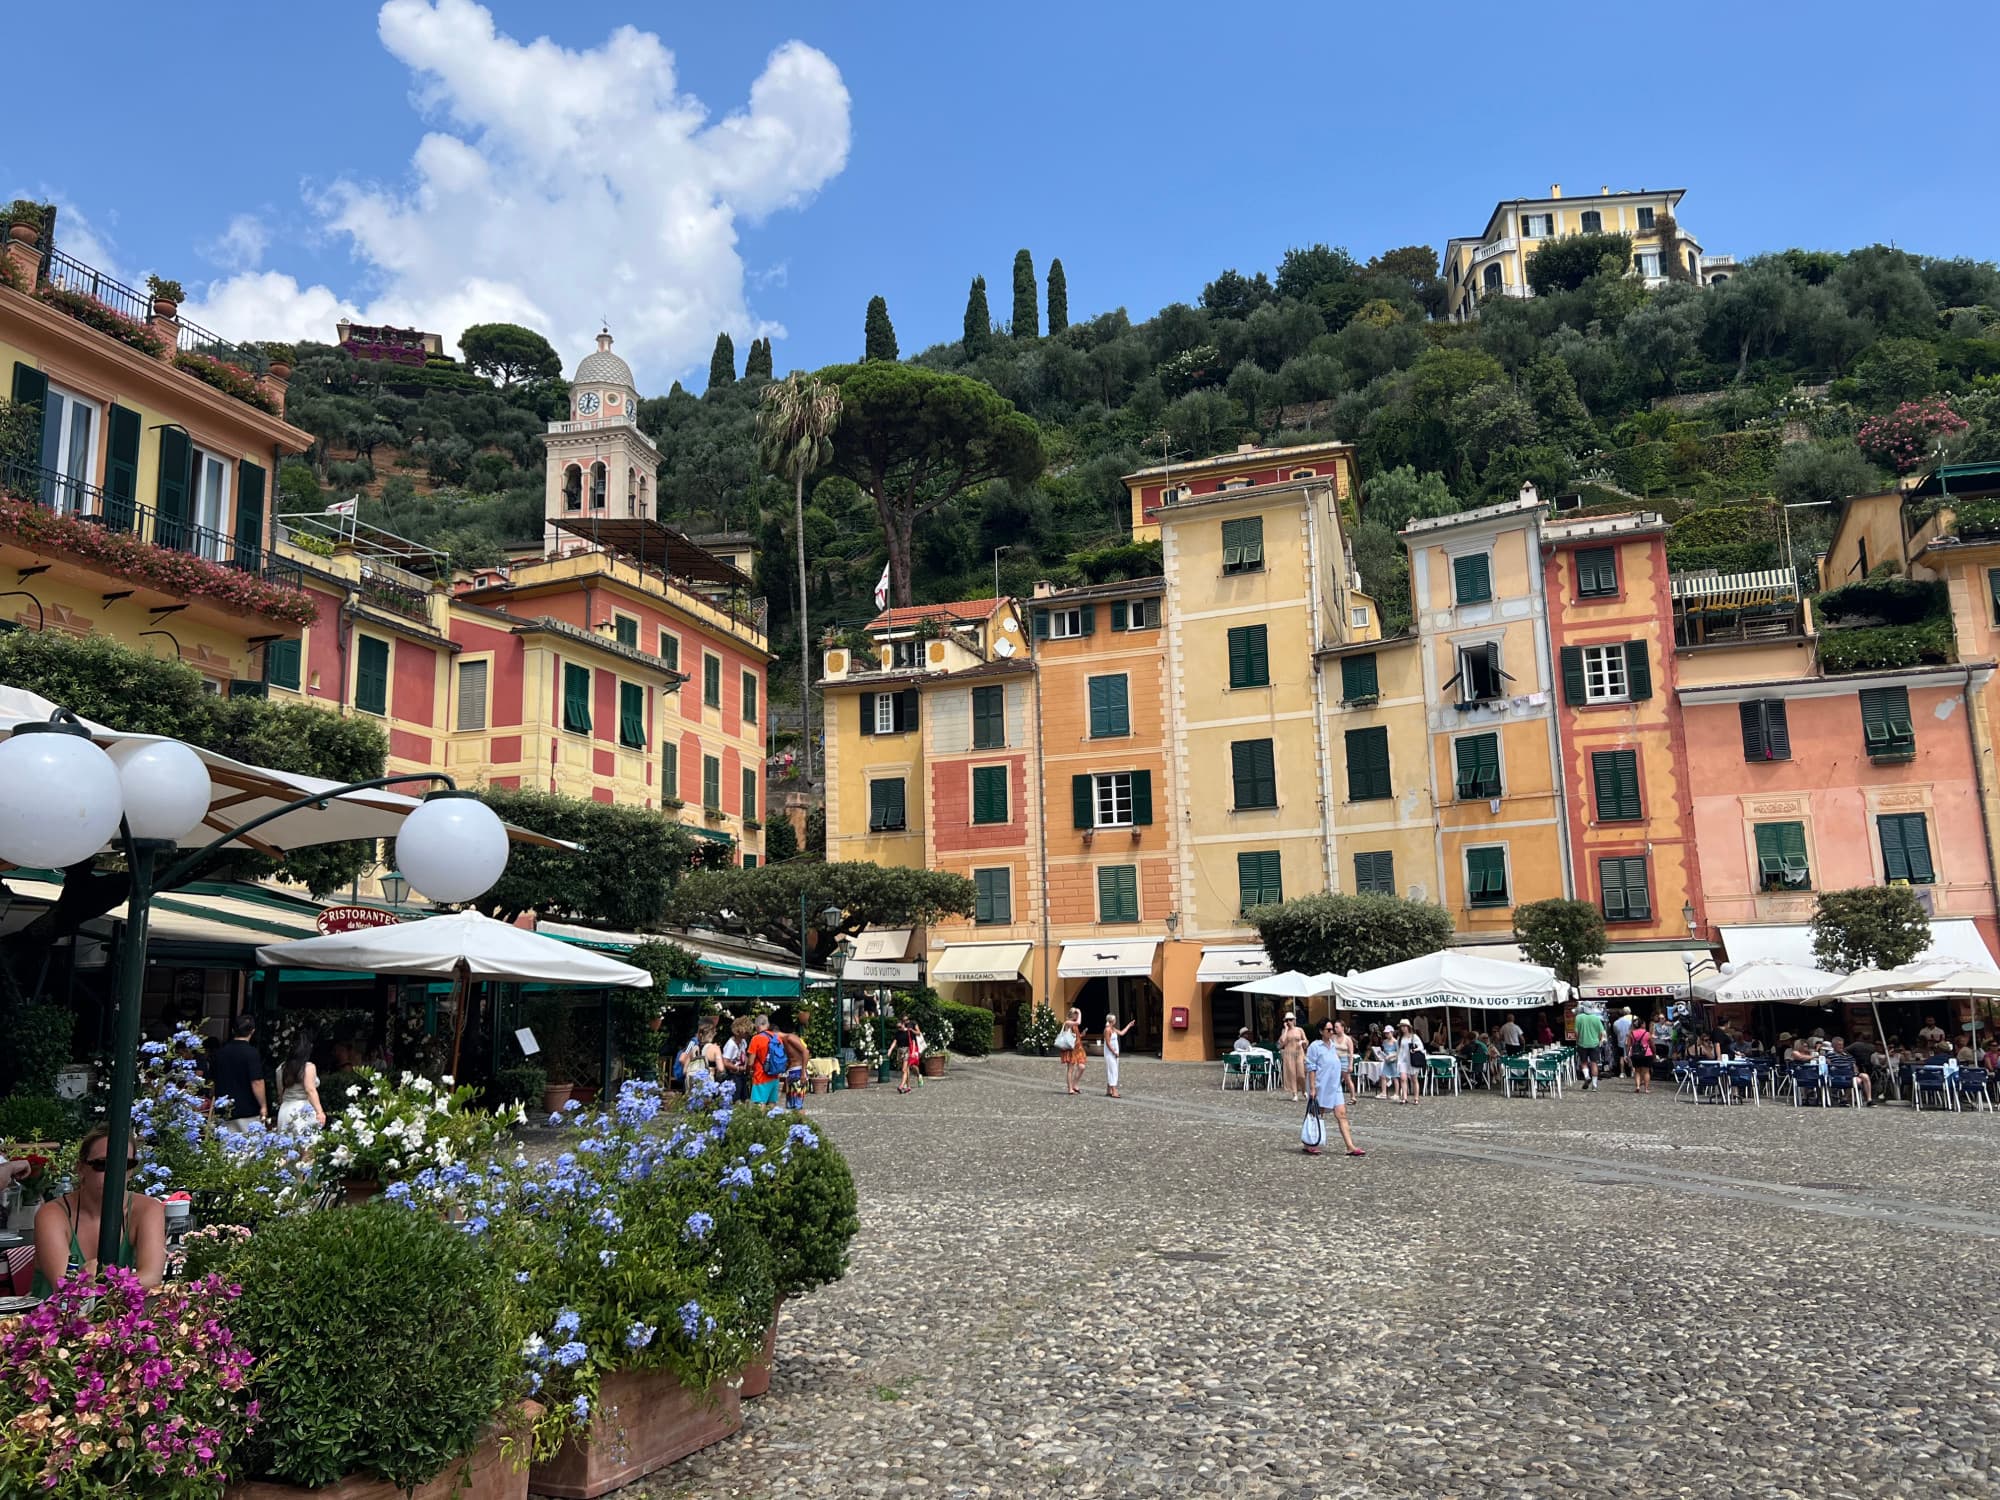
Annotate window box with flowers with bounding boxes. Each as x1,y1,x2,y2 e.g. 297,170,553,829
34,283,167,357
0,493,318,628
742,817,762,833
703,805,727,823
173,351,278,414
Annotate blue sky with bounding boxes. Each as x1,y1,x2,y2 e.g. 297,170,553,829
8,1,1995,392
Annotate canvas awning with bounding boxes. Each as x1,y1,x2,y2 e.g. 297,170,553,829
1577,949,1694,1001
536,921,832,985
851,928,914,962
1721,920,2000,972
259,910,651,986
931,941,1033,984
1335,949,1561,1012
1057,937,1162,979
1233,970,1334,998
1196,944,1274,984
1692,957,1843,1004
3,873,351,955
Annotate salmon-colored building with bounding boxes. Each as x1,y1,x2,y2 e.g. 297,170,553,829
1544,514,1704,953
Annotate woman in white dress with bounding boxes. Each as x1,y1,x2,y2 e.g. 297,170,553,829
1102,1013,1136,1099
274,1027,326,1135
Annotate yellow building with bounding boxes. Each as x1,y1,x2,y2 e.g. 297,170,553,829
1443,185,1712,322
1320,634,1442,910
1403,496,1570,936
1156,459,1373,1057
0,212,313,683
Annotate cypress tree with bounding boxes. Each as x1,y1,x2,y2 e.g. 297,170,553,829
1047,258,1069,335
1012,248,1038,339
864,296,898,362
707,332,736,390
744,337,773,382
963,276,992,356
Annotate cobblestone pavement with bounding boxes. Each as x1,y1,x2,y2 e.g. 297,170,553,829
646,1055,2000,1499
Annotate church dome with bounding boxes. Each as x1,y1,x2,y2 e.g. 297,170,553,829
573,328,634,388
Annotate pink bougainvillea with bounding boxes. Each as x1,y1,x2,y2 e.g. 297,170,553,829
0,492,319,627
1856,398,1969,473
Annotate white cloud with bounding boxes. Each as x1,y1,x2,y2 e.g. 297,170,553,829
204,214,270,272
183,0,849,385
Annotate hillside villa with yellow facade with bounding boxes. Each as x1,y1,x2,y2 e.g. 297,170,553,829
1443,184,1727,322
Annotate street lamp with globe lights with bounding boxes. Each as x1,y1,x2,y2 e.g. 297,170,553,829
819,903,845,1061
0,710,511,1260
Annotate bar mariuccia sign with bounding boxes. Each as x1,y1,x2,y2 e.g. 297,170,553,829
316,906,403,935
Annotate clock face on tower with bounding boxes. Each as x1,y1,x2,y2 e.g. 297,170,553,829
576,391,601,416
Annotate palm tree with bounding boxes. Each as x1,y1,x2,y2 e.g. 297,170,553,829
756,371,843,787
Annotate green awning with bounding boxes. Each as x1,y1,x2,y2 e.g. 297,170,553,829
685,825,737,846
668,977,805,999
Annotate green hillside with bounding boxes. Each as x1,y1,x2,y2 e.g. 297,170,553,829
272,237,2000,696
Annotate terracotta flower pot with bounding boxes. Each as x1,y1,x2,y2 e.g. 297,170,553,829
152,298,178,319
920,1055,946,1078
845,1063,871,1090
571,1085,598,1106
7,224,36,246
527,1366,741,1499
542,1083,574,1116
226,1409,531,1500
269,362,292,380
737,1295,784,1400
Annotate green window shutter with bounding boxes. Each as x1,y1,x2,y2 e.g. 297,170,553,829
1088,675,1130,737
619,681,646,748
1601,857,1651,922
1354,851,1395,895
1111,600,1129,631
155,426,191,547
1033,609,1050,640
1989,570,2000,623
743,768,758,820
1467,847,1509,905
234,460,267,566
975,868,1012,923
1098,865,1139,922
1739,702,1767,761
898,688,920,731
972,765,1009,824
1456,733,1499,799
356,636,389,716
1221,517,1263,573
743,853,759,869
703,656,721,708
1131,769,1153,825
1879,813,1934,883
742,673,757,724
662,742,679,800
1624,640,1652,700
859,692,877,736
1755,822,1810,889
704,756,722,809
1346,726,1390,801
659,632,679,670
1560,646,1586,706
1078,604,1095,635
562,663,592,733
1861,687,1914,758
264,637,301,691
1453,553,1491,604
972,685,1005,748
9,363,47,433
1072,774,1094,829
1237,850,1283,912
1231,739,1276,809
614,616,638,648
105,404,141,532
1591,749,1640,821
1576,547,1618,598
1227,625,1269,688
1342,653,1379,701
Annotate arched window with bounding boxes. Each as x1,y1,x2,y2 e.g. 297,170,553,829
636,473,649,517
563,464,582,512
628,467,639,515
1482,263,1502,293
589,461,607,509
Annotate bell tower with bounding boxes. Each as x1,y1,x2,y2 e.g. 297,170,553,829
544,328,663,555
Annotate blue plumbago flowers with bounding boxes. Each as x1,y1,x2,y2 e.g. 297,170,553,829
515,1271,532,1284
590,1206,622,1234
719,1166,754,1193
552,1340,589,1368
624,1321,656,1350
677,1300,715,1341
683,1212,714,1242
571,1395,591,1421
598,1249,616,1267
552,1308,581,1338
787,1123,820,1151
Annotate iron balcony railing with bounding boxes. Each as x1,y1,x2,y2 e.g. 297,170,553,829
42,247,152,326
0,455,303,593
175,314,269,375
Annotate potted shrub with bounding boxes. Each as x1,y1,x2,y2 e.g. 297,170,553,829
719,1108,858,1399
844,1021,882,1090
0,1270,258,1495
216,1201,526,1500
526,997,578,1115
479,1082,778,1497
316,1069,518,1201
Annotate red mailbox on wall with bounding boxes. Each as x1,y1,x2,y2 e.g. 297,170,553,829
1170,1006,1190,1030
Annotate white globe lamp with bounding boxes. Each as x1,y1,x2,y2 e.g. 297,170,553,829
394,793,509,904
108,740,212,842
0,726,124,868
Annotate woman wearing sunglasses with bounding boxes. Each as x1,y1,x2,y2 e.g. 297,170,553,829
32,1126,165,1296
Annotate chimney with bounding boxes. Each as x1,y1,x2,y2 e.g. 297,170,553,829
1237,442,1257,453
1032,580,1057,600
1549,184,1562,199
1600,185,1610,196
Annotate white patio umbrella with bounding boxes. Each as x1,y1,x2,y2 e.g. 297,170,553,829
1233,970,1332,998
260,910,652,1082
1335,949,1560,1012
1909,968,2000,1056
1692,958,1844,1005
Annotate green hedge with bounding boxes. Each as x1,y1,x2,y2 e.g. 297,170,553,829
940,1001,994,1057
1814,577,1949,627
1816,618,1956,674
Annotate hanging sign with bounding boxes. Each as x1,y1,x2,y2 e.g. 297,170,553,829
316,906,403,935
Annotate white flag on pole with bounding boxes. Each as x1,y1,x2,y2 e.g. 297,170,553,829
873,561,891,611
326,496,359,517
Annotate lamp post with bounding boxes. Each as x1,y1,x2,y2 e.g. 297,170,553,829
0,710,511,1261
381,869,410,910
819,904,845,1060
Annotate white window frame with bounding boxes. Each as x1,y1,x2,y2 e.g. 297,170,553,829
455,658,490,732
1289,468,1316,480
1581,644,1630,704
1127,597,1160,629
888,638,921,669
1522,213,1553,238
1458,642,1503,703
873,695,897,734
1092,772,1134,829
190,445,231,560
41,382,99,512
1635,251,1662,279
1350,607,1370,628
1048,608,1084,640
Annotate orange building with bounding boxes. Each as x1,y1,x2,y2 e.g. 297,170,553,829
1543,514,1704,956
1028,577,1175,1051
1123,437,1359,540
